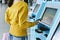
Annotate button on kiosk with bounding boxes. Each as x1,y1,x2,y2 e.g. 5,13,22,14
35,2,60,40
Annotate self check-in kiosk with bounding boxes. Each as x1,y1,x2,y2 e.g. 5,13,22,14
35,2,60,40
29,2,60,40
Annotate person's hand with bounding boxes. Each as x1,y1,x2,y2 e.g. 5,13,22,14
35,19,41,24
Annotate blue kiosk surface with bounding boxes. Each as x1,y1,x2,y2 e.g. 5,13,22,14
28,0,46,23
29,2,60,40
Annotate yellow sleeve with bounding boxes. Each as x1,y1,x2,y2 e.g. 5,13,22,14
18,3,36,28
26,21,36,28
20,21,36,29
18,5,28,26
5,8,10,25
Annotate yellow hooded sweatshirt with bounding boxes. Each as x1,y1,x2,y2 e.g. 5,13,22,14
5,1,36,37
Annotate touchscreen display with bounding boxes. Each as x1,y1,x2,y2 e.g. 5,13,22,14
41,7,57,26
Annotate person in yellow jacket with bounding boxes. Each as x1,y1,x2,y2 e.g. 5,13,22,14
5,0,39,40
